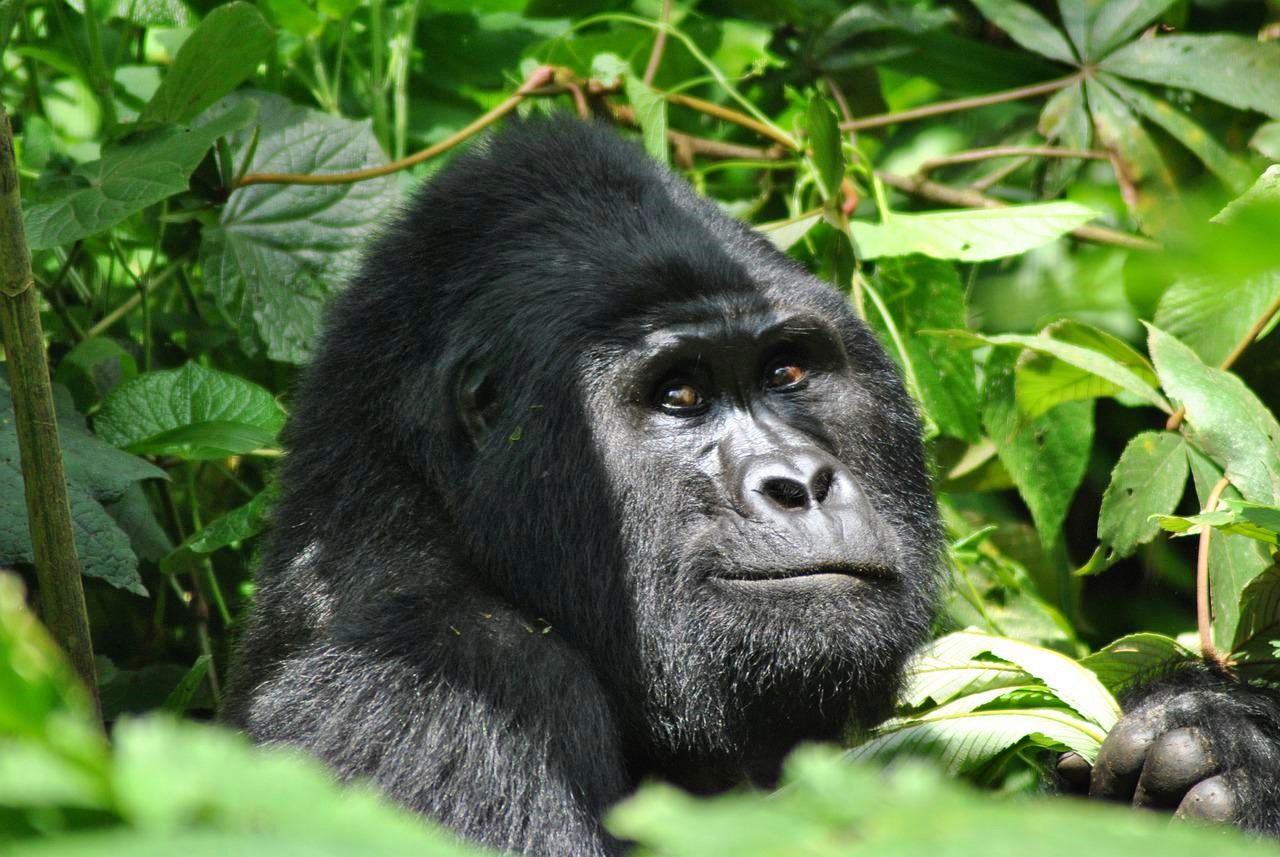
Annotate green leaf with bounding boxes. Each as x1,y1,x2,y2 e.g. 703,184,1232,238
1080,633,1194,693
1154,273,1280,367
867,257,980,442
1252,121,1280,160
161,655,212,714
1102,35,1280,119
1187,447,1275,648
1085,0,1178,58
1148,325,1280,504
917,631,1119,729
756,211,822,250
95,363,285,461
623,73,668,166
1214,164,1280,224
982,350,1094,550
162,483,278,574
806,94,845,202
54,338,139,413
1098,431,1188,557
1,384,163,595
969,0,1076,64
1084,77,1175,225
1037,82,1091,194
199,92,399,363
139,2,274,125
1101,75,1252,192
1232,565,1280,664
901,657,1029,709
1013,320,1163,418
22,100,258,250
934,327,1171,415
851,202,1097,262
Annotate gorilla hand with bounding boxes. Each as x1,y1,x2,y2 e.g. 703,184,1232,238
1058,665,1280,834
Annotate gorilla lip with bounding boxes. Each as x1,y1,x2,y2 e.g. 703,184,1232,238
713,563,893,583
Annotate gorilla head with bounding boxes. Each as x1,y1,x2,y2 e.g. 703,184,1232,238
228,116,942,845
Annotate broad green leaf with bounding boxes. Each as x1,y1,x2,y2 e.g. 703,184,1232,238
613,745,1277,857
901,657,1029,709
22,100,257,249
1086,0,1178,58
970,0,1075,63
54,338,139,412
1,384,162,595
162,483,278,574
868,257,980,442
757,211,822,250
1102,75,1251,191
139,2,274,125
1188,447,1275,648
1037,82,1091,194
1154,273,1280,367
199,92,399,363
851,202,1097,262
1080,633,1193,693
1102,35,1280,119
1233,565,1280,664
849,708,1105,769
805,95,845,201
935,327,1170,415
920,631,1119,729
1149,325,1280,504
1213,164,1280,224
983,350,1094,550
1014,320,1162,418
1098,431,1188,556
95,363,285,461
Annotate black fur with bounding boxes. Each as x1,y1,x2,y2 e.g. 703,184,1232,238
224,117,940,855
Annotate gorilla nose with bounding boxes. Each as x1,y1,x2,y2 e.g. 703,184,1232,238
741,450,850,516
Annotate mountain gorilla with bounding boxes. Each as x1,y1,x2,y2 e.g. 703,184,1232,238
224,117,1280,853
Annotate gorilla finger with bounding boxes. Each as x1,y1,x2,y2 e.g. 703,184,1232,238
1090,713,1159,802
1174,774,1239,825
1133,727,1219,809
1056,751,1091,794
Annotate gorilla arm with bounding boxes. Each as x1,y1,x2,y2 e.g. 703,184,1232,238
1060,665,1280,833
240,594,629,857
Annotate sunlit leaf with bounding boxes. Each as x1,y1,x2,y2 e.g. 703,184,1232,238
1102,35,1280,119
851,202,1097,262
1098,431,1188,557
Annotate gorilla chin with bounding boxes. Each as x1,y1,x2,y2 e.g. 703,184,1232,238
225,115,940,855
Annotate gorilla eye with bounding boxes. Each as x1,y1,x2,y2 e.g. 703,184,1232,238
658,382,705,414
765,362,808,389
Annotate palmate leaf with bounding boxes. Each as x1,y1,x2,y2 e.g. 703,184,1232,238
901,658,1028,709
1080,633,1194,693
1037,82,1091,194
969,0,1075,64
1101,35,1280,119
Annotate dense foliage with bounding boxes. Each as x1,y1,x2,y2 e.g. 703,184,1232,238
1,0,1279,853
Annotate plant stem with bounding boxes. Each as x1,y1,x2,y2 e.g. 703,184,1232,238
918,146,1109,176
1197,476,1231,668
1165,293,1280,431
839,74,1081,133
233,65,556,188
80,0,118,131
0,108,100,719
642,0,672,86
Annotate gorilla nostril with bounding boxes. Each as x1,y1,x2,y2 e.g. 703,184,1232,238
760,476,809,510
811,467,834,504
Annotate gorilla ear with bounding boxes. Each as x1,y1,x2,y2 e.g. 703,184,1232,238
456,361,501,447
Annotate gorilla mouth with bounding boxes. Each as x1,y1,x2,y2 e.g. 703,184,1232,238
714,563,893,583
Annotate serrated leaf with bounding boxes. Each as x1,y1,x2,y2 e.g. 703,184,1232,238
901,658,1029,709
1098,431,1188,556
851,202,1097,262
805,94,845,201
970,0,1075,63
1086,0,1178,58
1149,325,1280,504
1154,273,1280,367
1080,633,1194,693
868,257,980,442
140,2,274,125
199,92,399,363
95,363,284,461
1102,75,1252,192
1102,35,1280,119
983,350,1094,550
1232,565,1280,663
622,68,668,165
22,100,257,250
